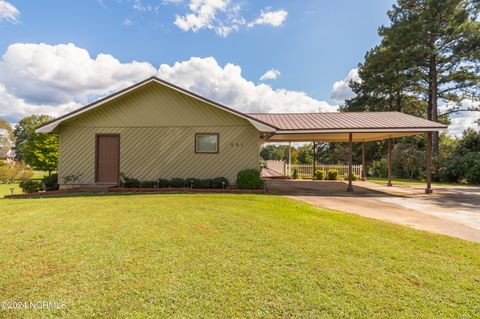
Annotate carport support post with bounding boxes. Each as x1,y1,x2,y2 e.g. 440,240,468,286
347,133,353,192
361,142,366,181
425,132,433,194
387,138,393,187
288,142,292,177
312,141,316,179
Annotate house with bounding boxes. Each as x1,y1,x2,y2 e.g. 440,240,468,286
0,149,15,163
36,77,447,191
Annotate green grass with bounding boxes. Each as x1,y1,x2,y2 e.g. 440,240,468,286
32,171,49,179
0,183,20,197
367,177,477,187
0,194,479,318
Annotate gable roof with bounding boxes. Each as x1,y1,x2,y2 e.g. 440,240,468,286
248,112,447,133
35,76,447,135
35,76,277,133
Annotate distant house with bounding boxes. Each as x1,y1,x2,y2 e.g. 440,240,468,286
36,77,446,190
0,149,15,163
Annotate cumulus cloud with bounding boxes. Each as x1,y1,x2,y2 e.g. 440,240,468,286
159,57,336,113
248,9,288,28
0,43,338,122
174,0,237,36
0,43,157,106
0,0,20,23
259,69,281,81
173,1,287,36
440,100,480,137
331,68,360,102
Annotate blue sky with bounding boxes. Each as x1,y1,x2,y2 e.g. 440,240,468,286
0,0,477,133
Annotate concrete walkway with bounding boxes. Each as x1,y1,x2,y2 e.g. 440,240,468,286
265,179,480,243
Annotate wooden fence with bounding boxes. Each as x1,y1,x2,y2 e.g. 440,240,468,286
286,164,363,178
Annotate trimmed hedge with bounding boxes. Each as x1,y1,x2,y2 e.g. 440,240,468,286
121,176,231,189
42,173,59,191
19,180,43,193
327,169,338,180
314,170,325,180
169,178,186,188
237,169,263,189
212,177,229,189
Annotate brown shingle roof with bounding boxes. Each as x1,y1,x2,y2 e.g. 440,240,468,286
247,112,447,131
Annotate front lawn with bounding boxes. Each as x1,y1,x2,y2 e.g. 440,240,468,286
0,183,20,197
0,194,479,318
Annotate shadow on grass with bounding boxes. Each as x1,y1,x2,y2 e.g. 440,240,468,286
264,179,409,198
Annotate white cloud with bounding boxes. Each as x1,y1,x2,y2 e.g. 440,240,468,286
0,0,20,23
122,18,134,26
174,0,234,36
440,100,480,137
260,68,281,81
173,1,287,37
331,68,360,102
0,43,157,106
0,44,338,122
159,57,336,113
248,9,287,28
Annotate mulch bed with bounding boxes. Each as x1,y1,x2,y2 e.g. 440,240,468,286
109,187,265,194
4,187,264,199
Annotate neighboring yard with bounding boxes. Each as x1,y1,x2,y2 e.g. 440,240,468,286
367,178,478,187
0,194,479,318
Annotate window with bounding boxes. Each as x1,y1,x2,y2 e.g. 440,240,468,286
195,133,219,154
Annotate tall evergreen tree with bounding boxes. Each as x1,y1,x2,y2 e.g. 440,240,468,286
382,0,480,152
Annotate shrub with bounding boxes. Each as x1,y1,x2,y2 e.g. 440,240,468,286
19,179,43,193
314,169,325,180
0,165,16,183
197,179,212,189
42,173,59,191
212,177,229,189
187,178,202,188
368,159,387,178
170,178,186,188
0,162,34,183
292,168,299,179
140,180,155,188
14,163,34,181
124,177,140,188
343,172,359,181
236,169,262,189
157,179,170,188
327,169,338,180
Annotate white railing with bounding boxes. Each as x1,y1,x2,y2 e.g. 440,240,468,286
287,164,363,178
264,160,286,175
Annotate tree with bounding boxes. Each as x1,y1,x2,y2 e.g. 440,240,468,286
0,117,13,154
381,0,480,154
13,115,53,162
14,115,58,174
297,144,313,164
342,43,427,117
440,128,480,183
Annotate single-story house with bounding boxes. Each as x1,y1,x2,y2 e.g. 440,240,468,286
36,76,447,191
0,149,15,163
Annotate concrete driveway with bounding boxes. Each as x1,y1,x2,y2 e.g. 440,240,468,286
265,179,480,243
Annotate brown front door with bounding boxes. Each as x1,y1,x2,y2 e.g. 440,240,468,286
96,134,120,184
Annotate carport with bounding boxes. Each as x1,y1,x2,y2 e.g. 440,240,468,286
249,112,447,194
